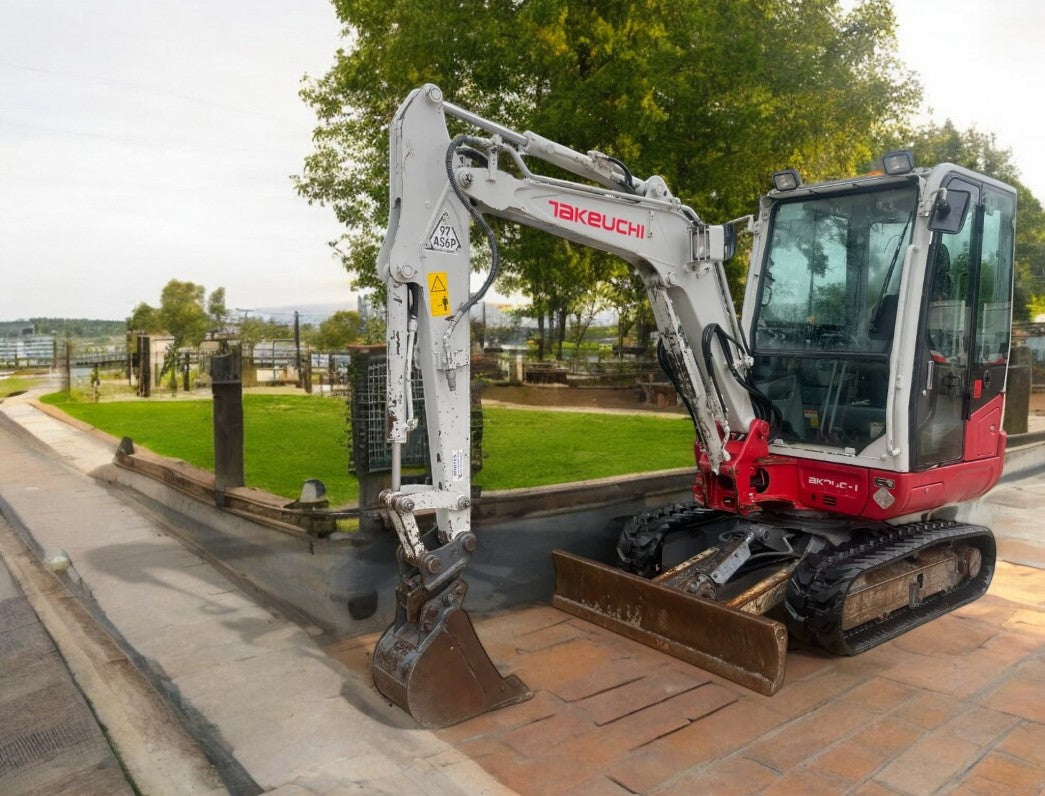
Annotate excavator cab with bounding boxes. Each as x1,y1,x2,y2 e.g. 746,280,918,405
742,163,1016,506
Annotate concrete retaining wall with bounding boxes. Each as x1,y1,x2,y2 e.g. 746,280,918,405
103,458,693,638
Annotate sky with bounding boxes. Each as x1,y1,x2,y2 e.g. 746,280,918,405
1,0,1042,322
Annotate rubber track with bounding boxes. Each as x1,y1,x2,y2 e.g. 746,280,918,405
616,502,721,577
784,520,996,656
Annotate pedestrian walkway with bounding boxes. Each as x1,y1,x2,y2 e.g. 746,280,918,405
0,396,509,794
329,553,1045,794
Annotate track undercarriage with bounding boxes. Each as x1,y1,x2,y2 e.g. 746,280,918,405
552,502,996,693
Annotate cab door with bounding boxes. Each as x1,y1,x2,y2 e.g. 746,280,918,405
965,186,1017,456
911,178,1016,469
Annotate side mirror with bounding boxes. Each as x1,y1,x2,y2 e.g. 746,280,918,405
723,222,737,262
928,188,971,234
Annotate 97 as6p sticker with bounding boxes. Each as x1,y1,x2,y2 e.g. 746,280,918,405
425,212,462,252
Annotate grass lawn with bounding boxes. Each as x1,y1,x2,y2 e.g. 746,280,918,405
40,393,698,504
41,393,356,504
1,372,48,397
478,408,696,488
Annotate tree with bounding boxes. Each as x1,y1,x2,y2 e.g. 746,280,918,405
157,280,211,348
126,302,162,333
207,287,229,329
605,269,655,356
238,317,293,349
125,280,218,387
1019,188,1045,319
901,120,1045,321
297,0,919,323
313,310,363,351
126,281,227,344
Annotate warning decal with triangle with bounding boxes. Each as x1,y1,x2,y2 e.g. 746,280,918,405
425,212,462,253
428,271,451,317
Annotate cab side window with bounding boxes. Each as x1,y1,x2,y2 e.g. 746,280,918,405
975,190,1016,365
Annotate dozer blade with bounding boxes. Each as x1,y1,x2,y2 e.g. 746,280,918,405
552,550,788,695
372,578,532,729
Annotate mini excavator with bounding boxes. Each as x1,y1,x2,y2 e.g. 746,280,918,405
371,85,1017,727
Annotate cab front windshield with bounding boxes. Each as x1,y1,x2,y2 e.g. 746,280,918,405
752,184,918,452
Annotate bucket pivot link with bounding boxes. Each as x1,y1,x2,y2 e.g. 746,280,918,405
372,487,532,729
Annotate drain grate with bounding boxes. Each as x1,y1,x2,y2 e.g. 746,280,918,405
0,597,37,633
0,720,94,774
0,612,53,661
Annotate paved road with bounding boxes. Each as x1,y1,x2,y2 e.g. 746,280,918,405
0,534,133,794
0,395,509,794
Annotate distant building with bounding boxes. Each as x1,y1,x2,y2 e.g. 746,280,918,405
0,335,55,366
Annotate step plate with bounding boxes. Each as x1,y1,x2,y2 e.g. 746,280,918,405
551,550,787,695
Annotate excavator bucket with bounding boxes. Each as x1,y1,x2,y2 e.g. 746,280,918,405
372,578,532,729
552,550,788,695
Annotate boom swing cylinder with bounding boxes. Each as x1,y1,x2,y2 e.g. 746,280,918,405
371,84,1015,728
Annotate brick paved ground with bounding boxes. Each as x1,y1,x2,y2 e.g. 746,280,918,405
330,560,1044,795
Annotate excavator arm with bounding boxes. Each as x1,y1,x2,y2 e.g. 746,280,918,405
379,85,763,552
372,85,783,726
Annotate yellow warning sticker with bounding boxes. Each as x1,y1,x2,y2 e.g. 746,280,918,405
428,271,451,317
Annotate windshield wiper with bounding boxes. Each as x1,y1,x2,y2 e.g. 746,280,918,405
867,210,914,335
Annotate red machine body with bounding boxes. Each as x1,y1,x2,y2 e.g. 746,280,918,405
695,393,1006,521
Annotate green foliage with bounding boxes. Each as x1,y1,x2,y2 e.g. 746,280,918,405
207,287,229,328
158,280,211,347
1029,293,1045,321
126,302,163,334
126,279,217,347
239,316,294,348
1016,187,1045,320
360,313,386,344
296,0,919,314
906,120,1018,182
313,310,363,351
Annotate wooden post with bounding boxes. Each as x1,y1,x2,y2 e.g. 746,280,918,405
1004,344,1032,435
138,334,151,398
210,351,245,503
62,340,72,393
294,310,302,387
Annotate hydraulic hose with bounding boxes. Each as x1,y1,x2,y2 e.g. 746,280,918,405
700,324,782,437
443,135,500,332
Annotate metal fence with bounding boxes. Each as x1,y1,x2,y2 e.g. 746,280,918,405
348,347,482,476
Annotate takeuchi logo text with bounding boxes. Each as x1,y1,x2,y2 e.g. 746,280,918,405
548,200,646,239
